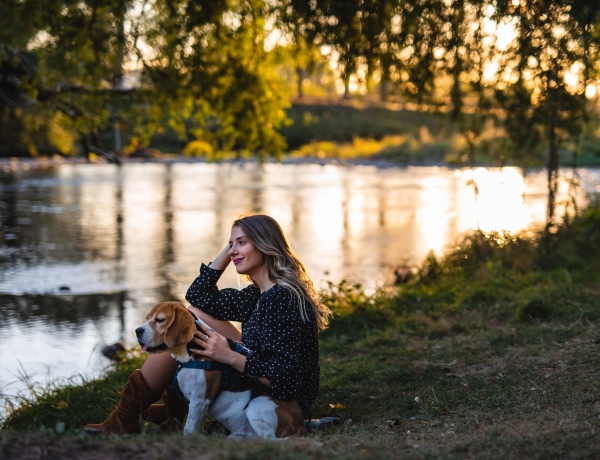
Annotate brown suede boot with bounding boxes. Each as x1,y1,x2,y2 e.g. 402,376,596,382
142,384,189,432
83,369,163,434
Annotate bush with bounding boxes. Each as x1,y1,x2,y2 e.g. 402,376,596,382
321,280,397,337
182,140,215,159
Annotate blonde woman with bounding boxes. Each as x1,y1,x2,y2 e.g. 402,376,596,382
84,214,332,435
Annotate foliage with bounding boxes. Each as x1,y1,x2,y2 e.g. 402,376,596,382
320,280,397,337
182,139,215,160
2,0,600,177
536,193,600,271
0,0,291,160
282,101,600,167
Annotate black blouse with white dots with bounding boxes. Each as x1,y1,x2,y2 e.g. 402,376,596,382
185,263,320,419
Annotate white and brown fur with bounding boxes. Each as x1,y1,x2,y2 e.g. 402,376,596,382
135,301,305,438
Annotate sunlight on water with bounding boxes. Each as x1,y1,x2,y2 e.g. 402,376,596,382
462,168,532,233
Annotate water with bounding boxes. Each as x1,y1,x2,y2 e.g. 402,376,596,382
1,161,599,413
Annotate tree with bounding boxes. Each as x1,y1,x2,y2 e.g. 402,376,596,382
2,0,600,178
0,0,291,159
436,0,501,167
494,0,600,226
274,0,326,98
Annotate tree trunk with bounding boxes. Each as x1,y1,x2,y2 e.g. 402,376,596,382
295,66,304,99
379,78,388,102
546,117,559,230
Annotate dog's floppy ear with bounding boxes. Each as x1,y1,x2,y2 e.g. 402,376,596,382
164,302,196,349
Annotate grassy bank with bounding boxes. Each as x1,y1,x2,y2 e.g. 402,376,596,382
2,198,600,459
6,98,600,168
280,100,600,167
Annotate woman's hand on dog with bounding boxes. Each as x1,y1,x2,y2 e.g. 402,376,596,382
191,323,247,373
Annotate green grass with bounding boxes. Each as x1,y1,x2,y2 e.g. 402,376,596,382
2,198,600,459
280,100,600,168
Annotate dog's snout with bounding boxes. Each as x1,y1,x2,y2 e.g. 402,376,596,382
135,327,144,338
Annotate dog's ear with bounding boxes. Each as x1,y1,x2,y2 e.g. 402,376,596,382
164,303,196,349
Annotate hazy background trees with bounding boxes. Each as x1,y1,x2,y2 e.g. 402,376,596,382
1,0,599,174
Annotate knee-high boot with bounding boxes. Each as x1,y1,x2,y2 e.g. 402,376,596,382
83,369,163,434
142,384,189,431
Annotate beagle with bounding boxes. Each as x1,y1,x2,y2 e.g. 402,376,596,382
135,301,306,438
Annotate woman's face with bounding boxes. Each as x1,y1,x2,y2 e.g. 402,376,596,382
228,225,265,277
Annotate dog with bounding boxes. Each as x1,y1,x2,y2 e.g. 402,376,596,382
135,301,306,438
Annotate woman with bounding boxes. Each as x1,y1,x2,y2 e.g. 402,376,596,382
84,214,332,435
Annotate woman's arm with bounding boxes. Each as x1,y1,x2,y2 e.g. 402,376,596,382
185,262,259,321
207,243,231,271
188,305,242,341
186,243,230,309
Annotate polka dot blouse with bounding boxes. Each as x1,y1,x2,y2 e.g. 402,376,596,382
185,263,320,419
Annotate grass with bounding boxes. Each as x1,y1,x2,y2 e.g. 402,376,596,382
281,102,471,166
2,198,600,459
279,100,600,168
9,98,600,169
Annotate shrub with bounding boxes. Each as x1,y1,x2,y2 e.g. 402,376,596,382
321,280,397,337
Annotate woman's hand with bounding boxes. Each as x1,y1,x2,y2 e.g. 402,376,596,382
191,322,246,372
191,322,271,388
207,243,232,271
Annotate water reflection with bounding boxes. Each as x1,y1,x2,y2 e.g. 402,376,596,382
465,168,533,232
2,292,127,333
0,162,598,408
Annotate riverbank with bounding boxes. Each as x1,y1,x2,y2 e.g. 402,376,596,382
0,152,416,173
0,151,585,179
3,197,600,459
4,97,600,170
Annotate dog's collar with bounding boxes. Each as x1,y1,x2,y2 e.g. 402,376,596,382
177,360,231,371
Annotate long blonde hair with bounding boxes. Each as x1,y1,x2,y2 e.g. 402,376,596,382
233,215,332,331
